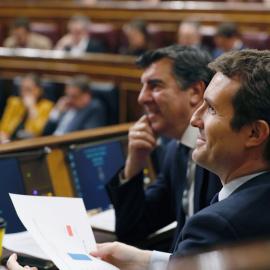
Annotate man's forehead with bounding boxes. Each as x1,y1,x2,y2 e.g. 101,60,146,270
141,58,173,82
204,72,240,101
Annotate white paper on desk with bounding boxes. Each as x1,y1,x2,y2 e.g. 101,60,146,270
3,231,50,260
89,209,115,232
9,194,119,270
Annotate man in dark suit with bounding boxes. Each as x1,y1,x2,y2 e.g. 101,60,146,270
106,45,222,251
87,49,270,269
42,75,107,136
212,22,247,59
55,14,105,54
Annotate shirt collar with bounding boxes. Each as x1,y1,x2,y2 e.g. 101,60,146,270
232,39,243,51
180,124,198,150
219,171,268,201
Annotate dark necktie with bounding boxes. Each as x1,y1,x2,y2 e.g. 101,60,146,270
210,192,219,205
178,143,192,218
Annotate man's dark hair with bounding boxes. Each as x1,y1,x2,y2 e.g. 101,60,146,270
13,17,30,31
67,75,91,94
136,44,214,90
209,49,270,161
215,22,240,38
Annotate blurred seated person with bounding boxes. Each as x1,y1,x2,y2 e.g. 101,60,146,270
212,22,247,59
55,14,106,55
177,20,212,55
3,17,53,50
42,75,107,136
119,19,152,56
0,74,54,143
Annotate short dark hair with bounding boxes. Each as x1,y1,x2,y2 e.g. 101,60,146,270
136,44,214,90
67,75,91,94
13,17,30,31
215,22,240,38
208,49,270,161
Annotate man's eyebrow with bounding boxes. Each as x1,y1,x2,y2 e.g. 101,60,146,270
204,96,213,104
146,79,164,84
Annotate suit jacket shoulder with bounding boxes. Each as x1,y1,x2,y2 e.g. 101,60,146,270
173,171,270,256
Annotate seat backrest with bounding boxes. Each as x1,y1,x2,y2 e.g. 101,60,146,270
90,82,119,125
0,24,4,47
200,25,216,50
242,31,270,50
89,23,119,54
147,24,166,49
0,79,6,119
30,22,61,45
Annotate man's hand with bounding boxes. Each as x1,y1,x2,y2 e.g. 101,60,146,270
6,254,38,270
124,115,158,180
54,96,71,114
90,242,152,270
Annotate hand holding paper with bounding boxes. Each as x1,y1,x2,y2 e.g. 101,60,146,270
9,194,119,270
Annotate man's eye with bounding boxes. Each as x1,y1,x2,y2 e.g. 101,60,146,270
208,105,216,114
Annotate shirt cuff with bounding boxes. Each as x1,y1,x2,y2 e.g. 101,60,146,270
148,251,171,270
49,108,61,121
119,169,129,185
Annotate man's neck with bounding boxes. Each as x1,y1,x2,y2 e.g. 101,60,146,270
220,159,270,186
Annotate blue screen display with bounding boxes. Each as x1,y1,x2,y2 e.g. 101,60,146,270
0,158,26,233
68,140,125,210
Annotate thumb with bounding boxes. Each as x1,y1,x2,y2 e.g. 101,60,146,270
90,243,114,258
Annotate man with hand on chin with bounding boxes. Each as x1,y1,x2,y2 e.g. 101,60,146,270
106,45,222,251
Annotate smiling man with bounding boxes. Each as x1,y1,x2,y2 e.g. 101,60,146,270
106,45,222,251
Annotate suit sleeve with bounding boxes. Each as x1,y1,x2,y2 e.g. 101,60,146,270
172,211,238,256
106,143,177,243
81,99,107,129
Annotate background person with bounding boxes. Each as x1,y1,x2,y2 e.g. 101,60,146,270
55,14,105,54
212,22,247,59
120,19,152,56
0,74,54,143
42,75,107,136
3,17,53,50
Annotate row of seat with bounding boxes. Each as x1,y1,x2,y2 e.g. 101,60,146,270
1,21,270,53
0,22,167,53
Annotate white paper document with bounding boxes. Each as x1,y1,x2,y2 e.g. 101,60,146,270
89,209,115,232
9,194,119,270
3,231,50,260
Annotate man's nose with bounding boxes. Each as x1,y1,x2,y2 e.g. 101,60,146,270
138,86,152,105
190,106,203,128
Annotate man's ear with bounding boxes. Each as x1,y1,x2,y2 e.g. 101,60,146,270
246,120,270,148
189,80,205,106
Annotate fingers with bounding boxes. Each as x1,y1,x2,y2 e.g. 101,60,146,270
6,254,38,270
129,115,157,149
6,253,21,270
90,242,115,258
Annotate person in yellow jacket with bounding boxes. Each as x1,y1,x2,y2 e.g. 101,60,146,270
0,74,54,143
